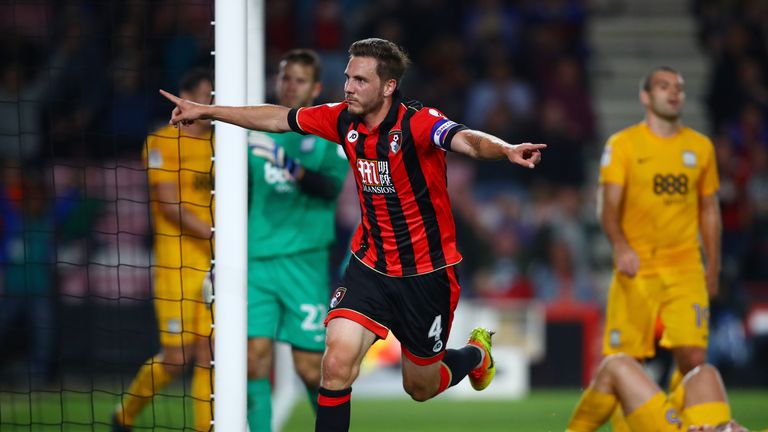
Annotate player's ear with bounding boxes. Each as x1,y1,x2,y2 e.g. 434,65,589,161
311,81,322,100
639,89,650,107
383,79,397,97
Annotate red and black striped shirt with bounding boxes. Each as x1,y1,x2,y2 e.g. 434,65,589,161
287,95,467,277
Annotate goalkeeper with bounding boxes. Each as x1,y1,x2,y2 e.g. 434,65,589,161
246,49,348,432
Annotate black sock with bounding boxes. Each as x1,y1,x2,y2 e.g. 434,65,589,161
315,386,351,432
443,346,482,387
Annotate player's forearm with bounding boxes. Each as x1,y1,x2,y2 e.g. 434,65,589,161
700,199,722,273
454,129,510,160
207,104,291,133
601,206,631,252
295,167,343,201
159,203,212,240
599,184,631,251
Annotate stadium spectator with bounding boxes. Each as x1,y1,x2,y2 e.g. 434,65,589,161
541,56,595,144
0,171,58,386
472,223,533,301
464,57,535,139
530,235,597,305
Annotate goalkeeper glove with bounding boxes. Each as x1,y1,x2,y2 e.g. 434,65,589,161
249,138,301,177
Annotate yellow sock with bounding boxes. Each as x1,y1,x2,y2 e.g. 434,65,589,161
192,366,213,432
566,388,618,432
669,368,684,392
625,392,672,432
117,356,174,426
609,405,631,432
683,402,731,427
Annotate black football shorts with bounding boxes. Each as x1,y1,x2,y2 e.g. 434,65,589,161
325,256,461,365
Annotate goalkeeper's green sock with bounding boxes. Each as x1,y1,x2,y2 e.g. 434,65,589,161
117,356,174,426
247,378,272,432
306,386,319,413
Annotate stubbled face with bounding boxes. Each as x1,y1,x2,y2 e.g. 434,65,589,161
181,79,213,127
276,61,320,108
343,56,386,116
642,70,685,122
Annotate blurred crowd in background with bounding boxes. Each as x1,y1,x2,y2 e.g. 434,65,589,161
0,0,766,385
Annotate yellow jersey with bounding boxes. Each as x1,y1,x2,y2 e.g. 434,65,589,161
143,125,214,270
599,122,719,275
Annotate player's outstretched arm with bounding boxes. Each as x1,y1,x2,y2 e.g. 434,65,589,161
159,89,291,133
450,129,546,168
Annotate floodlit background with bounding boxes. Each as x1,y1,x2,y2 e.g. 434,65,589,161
0,0,766,430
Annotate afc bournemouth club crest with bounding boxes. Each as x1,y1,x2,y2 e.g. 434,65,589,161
330,287,347,308
389,130,402,153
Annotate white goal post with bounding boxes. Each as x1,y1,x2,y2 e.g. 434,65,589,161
213,0,252,430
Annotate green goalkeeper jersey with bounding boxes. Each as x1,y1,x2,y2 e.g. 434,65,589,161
247,131,348,259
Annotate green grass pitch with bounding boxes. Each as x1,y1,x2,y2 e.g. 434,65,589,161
0,389,765,431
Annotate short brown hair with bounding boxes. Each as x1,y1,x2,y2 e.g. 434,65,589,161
349,38,410,88
640,66,681,92
179,67,212,93
280,49,322,83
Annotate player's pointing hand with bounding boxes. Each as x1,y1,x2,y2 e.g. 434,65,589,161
160,89,210,127
505,142,547,169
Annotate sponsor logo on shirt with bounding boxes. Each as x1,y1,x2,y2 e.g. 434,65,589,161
264,162,293,193
347,130,359,144
653,173,689,196
357,158,395,194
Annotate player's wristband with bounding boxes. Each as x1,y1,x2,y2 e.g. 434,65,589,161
285,157,301,179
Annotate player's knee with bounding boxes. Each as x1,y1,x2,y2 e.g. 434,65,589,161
600,353,632,374
247,355,271,380
685,363,719,385
594,353,633,386
296,363,322,388
403,381,434,402
676,348,707,374
247,340,273,379
321,352,356,388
